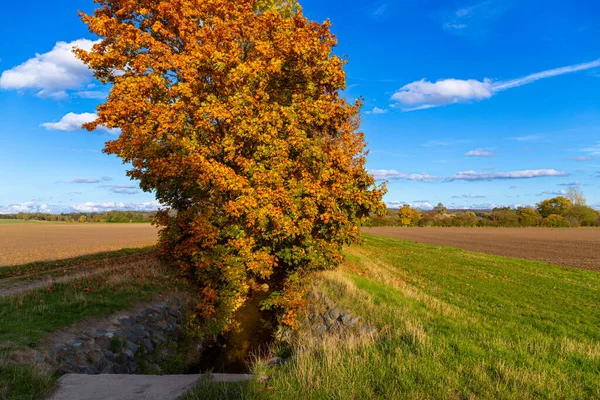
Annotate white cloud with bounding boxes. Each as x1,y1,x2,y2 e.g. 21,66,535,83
74,90,109,100
372,4,388,18
493,59,600,92
442,1,510,36
369,170,437,182
371,168,570,182
70,201,160,213
0,202,52,214
70,178,100,184
0,39,98,98
568,156,595,161
366,107,388,115
466,148,494,157
0,201,161,214
391,78,494,108
391,59,600,111
99,185,140,195
41,112,119,134
36,90,69,100
557,182,581,186
451,194,487,199
581,142,600,155
41,112,97,131
385,201,434,210
444,23,467,30
449,169,569,181
514,135,544,142
422,139,470,147
538,190,568,196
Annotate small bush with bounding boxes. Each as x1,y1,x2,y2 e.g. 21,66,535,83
541,214,570,228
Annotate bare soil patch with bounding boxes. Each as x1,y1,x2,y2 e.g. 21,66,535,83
363,227,600,271
0,224,158,266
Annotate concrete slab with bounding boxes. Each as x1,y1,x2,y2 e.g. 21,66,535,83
48,373,253,400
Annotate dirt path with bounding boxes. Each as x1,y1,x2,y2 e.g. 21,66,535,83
48,374,252,400
0,253,156,297
363,227,600,271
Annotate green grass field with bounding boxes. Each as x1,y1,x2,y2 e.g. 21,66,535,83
188,234,600,399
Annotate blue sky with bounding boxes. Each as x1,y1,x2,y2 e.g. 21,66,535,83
0,0,599,213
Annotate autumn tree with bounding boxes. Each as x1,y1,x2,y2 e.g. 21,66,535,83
517,207,541,227
434,203,447,215
397,205,420,227
537,197,572,218
77,0,385,326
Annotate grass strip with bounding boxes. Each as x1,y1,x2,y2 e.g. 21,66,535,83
0,246,156,280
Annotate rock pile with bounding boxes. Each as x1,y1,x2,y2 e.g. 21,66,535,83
306,306,375,337
42,303,187,375
276,292,377,344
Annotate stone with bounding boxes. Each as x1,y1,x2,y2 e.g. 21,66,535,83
329,308,342,320
72,342,84,349
347,316,362,328
123,349,135,361
93,329,108,337
143,338,154,353
78,365,97,375
147,323,162,331
101,350,116,360
34,355,45,362
340,314,353,325
313,325,327,337
119,317,134,327
126,341,139,354
53,345,71,354
323,315,336,327
61,358,76,371
150,364,162,374
101,362,116,374
268,357,284,367
95,357,111,372
152,332,165,341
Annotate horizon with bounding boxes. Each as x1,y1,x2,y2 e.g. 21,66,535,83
1,0,599,213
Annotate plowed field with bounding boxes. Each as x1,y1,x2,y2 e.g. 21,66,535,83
0,223,158,266
363,227,600,271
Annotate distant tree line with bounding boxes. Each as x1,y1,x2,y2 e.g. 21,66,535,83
366,188,600,228
0,211,155,223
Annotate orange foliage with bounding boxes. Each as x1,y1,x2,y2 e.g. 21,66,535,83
77,0,385,324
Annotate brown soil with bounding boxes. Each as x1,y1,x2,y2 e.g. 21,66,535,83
0,224,158,266
363,227,600,271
